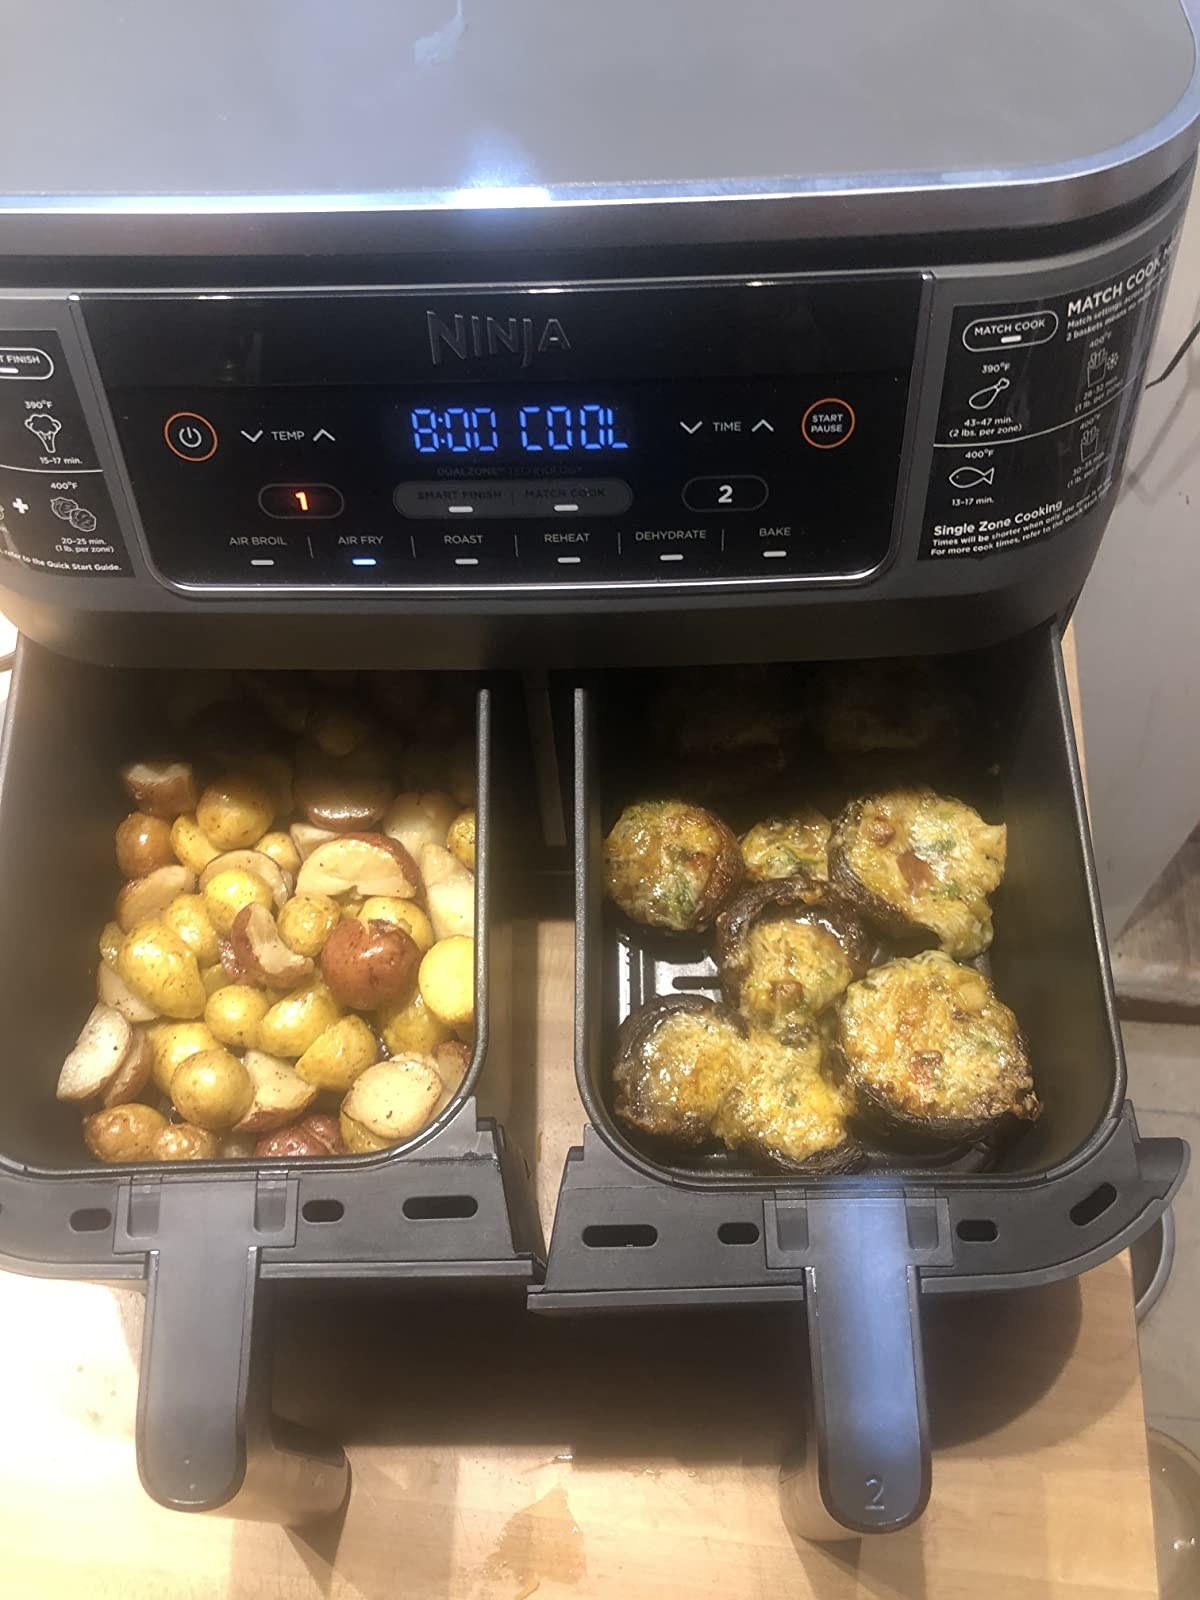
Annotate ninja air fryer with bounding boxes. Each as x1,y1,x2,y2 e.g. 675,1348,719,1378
0,0,1195,1536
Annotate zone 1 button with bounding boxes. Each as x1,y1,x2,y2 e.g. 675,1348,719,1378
801,398,856,449
164,411,218,461
682,475,768,512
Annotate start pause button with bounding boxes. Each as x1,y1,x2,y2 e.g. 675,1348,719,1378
801,397,856,449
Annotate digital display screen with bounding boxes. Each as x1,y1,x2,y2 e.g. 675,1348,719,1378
406,399,632,458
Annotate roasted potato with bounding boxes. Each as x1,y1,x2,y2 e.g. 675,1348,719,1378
98,920,124,968
153,1122,221,1161
117,919,207,1019
116,811,176,879
256,830,302,877
170,1047,254,1131
446,809,476,873
418,936,474,1028
171,813,221,874
162,893,221,966
97,959,159,1024
358,896,434,953
613,995,858,1172
375,988,452,1056
296,833,421,901
420,844,475,941
100,1026,154,1107
740,808,832,884
233,1048,319,1133
383,791,457,858
203,865,274,935
715,881,871,1041
147,1020,220,1095
56,1004,134,1102
836,951,1039,1144
340,1055,443,1147
294,1014,378,1092
204,983,272,1050
258,981,343,1059
115,865,197,934
321,918,419,1010
196,773,275,850
230,903,315,988
277,892,342,957
604,799,742,933
829,787,1006,959
121,759,197,818
84,1103,168,1162
200,849,292,910
255,1113,346,1159
294,773,392,832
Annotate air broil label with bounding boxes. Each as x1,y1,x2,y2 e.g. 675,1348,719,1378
920,235,1177,560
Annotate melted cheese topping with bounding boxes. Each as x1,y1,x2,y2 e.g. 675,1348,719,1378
638,1009,850,1162
604,800,733,931
838,951,1035,1123
741,810,832,883
839,787,1005,958
739,917,855,1033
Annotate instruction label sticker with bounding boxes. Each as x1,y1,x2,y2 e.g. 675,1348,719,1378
920,236,1177,560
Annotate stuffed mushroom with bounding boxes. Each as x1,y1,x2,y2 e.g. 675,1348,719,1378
836,950,1039,1145
829,786,1005,959
715,880,871,1043
809,658,963,755
613,994,859,1172
740,807,832,884
603,799,742,933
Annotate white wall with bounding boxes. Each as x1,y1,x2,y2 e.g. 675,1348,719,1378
1075,169,1200,938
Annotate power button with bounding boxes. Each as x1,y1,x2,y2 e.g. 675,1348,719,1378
164,411,218,461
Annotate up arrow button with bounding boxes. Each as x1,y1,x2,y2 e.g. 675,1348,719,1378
313,427,336,443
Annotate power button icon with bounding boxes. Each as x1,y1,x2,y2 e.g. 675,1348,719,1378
164,411,218,461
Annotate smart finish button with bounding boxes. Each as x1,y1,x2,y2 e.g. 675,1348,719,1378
801,398,856,449
164,411,218,461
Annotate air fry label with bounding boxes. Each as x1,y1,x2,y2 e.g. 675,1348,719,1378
920,233,1177,559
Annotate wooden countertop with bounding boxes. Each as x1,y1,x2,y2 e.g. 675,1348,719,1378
0,633,1160,1598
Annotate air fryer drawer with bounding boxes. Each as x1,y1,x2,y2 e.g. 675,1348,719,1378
534,625,1186,1538
0,641,542,1518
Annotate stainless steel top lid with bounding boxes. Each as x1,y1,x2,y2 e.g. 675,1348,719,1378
3,0,1198,257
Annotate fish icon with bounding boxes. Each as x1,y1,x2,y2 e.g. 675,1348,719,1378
948,465,996,489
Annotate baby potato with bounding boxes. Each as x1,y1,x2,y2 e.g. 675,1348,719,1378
341,1055,443,1145
420,844,475,940
203,865,273,935
196,773,275,850
101,1026,155,1108
148,1020,220,1095
116,811,176,879
99,920,124,968
115,864,196,934
201,962,231,996
84,1103,167,1163
117,919,207,1020
258,981,343,1059
152,1122,220,1162
359,897,434,954
446,809,476,873
418,936,475,1028
309,697,373,757
257,1112,345,1159
205,983,271,1050
375,988,451,1056
295,1014,378,1092
162,893,221,965
121,759,197,819
171,813,221,873
320,918,419,1010
382,791,458,859
97,958,159,1023
277,893,342,958
170,1047,253,1130
256,829,301,877
339,1110,393,1154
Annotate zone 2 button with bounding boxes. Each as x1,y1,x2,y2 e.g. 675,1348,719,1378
681,475,768,512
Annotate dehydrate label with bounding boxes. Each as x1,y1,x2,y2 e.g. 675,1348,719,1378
920,236,1176,559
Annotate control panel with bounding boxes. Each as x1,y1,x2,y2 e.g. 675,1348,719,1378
84,278,921,591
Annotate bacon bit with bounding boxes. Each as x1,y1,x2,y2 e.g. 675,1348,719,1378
866,818,896,845
908,1050,943,1085
898,850,934,893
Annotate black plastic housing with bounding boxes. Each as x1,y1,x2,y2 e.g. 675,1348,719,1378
0,641,543,1518
531,626,1188,1536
